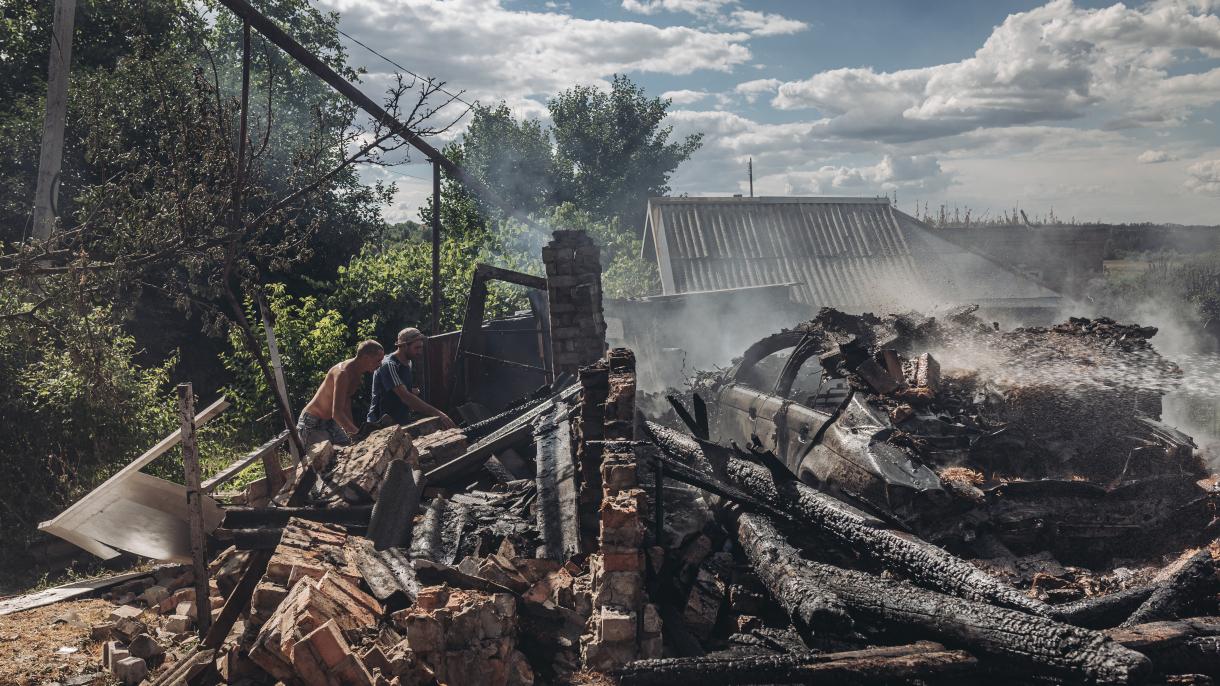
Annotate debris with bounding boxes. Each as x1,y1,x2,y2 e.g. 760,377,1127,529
737,512,1152,684
1124,548,1220,626
615,641,977,685
390,584,533,686
113,655,148,685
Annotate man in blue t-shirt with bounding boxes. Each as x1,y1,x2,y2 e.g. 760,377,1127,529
368,327,456,429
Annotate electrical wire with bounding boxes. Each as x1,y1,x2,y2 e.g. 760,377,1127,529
332,27,476,111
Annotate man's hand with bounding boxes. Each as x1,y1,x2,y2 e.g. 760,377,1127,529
436,412,458,430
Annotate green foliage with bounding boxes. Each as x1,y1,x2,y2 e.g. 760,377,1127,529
425,76,693,300
220,284,355,429
0,281,176,545
1093,252,1220,334
549,75,703,233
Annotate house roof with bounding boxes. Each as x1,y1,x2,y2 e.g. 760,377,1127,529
642,196,1063,314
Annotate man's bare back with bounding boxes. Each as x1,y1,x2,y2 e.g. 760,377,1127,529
297,341,384,447
302,359,357,422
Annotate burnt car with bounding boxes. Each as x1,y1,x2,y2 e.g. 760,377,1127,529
703,311,1214,563
708,326,946,521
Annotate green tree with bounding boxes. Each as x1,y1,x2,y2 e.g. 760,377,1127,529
549,74,702,234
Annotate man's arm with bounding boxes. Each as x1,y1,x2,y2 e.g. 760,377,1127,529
391,384,457,429
331,368,360,435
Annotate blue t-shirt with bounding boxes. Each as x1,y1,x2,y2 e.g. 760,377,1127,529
368,353,414,424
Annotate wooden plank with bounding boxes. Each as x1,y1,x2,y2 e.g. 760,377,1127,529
258,293,298,466
0,569,154,616
202,549,273,649
534,404,580,561
426,383,579,483
202,430,287,493
178,384,212,638
31,0,75,240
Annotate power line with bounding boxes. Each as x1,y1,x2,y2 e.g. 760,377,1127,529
332,26,476,111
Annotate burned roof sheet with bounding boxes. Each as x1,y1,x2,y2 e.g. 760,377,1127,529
642,196,1063,314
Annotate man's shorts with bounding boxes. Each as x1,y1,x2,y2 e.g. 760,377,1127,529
296,412,351,450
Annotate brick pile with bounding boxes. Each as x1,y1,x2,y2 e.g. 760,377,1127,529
319,425,419,503
389,585,534,685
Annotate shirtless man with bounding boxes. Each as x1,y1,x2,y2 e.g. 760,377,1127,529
297,340,384,449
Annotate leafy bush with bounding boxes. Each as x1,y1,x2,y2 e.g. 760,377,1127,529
0,283,176,546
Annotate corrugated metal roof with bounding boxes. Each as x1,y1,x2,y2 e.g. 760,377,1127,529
643,196,1062,314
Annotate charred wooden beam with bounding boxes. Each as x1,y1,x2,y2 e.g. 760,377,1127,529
220,506,372,528
352,538,418,609
616,641,977,686
738,512,1151,684
408,498,467,565
1052,585,1157,629
427,385,578,483
534,404,580,561
1124,549,1219,627
1108,617,1220,678
221,525,366,550
366,459,424,550
646,423,1048,616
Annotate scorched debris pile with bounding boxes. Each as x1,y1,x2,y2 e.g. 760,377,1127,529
18,301,1220,685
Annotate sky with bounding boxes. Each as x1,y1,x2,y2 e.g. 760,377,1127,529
313,0,1220,225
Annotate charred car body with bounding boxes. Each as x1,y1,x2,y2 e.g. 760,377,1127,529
703,308,1214,564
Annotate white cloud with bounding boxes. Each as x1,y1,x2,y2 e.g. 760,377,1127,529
780,155,952,195
621,0,806,37
620,0,733,16
733,78,781,103
321,0,751,109
1138,149,1176,163
662,89,711,105
724,10,808,36
773,0,1220,142
1186,159,1220,194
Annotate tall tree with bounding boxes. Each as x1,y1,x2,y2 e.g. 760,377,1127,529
549,74,702,234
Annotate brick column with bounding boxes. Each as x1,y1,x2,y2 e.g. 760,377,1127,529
543,230,606,376
581,349,662,669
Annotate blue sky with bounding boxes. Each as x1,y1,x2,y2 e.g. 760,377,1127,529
316,0,1220,224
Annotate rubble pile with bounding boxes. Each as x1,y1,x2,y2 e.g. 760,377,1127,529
35,304,1220,685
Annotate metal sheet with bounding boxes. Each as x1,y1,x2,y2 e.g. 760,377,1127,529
53,471,224,563
644,196,1063,314
0,569,157,616
39,395,229,556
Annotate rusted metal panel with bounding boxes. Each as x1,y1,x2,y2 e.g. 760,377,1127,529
643,196,1063,314
423,331,460,410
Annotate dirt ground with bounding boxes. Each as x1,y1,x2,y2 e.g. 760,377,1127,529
0,599,114,686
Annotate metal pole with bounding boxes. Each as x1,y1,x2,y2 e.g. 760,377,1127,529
212,0,540,230
177,383,212,639
431,160,442,335
31,0,76,241
748,158,754,198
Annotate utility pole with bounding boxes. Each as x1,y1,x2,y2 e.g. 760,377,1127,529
748,158,754,198
31,0,77,241
431,160,442,336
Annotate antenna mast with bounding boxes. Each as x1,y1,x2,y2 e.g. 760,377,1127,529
748,158,754,198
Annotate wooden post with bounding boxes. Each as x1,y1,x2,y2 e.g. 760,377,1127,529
178,383,212,638
431,159,442,336
256,290,298,465
31,0,76,241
